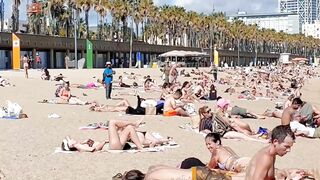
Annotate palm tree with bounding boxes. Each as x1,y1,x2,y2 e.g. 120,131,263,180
110,0,131,42
94,0,109,40
11,0,21,32
77,0,93,39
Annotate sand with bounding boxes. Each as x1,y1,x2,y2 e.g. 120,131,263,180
0,68,320,179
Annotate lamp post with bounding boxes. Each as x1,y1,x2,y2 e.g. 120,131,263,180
73,8,78,69
0,0,4,32
129,1,137,68
129,18,133,68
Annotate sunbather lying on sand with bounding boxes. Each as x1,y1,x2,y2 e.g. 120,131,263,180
89,96,164,115
61,119,171,152
0,76,13,87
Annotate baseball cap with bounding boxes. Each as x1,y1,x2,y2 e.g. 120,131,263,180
217,98,230,108
106,62,111,65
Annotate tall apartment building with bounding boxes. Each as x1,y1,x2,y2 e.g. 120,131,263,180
278,0,320,24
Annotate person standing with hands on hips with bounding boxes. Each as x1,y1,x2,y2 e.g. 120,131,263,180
103,61,114,99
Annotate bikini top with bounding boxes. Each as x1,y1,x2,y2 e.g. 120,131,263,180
217,155,237,171
61,89,70,97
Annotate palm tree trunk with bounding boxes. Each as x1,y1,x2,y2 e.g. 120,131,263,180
11,5,19,32
85,10,89,39
135,22,139,40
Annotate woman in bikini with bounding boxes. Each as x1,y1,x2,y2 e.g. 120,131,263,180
62,120,169,152
22,54,29,78
205,133,250,173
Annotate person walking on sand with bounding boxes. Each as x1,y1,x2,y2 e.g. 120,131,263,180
103,61,114,100
22,54,29,79
64,54,70,69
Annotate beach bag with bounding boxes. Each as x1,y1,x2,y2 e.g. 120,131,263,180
145,106,156,115
6,100,22,118
212,113,232,137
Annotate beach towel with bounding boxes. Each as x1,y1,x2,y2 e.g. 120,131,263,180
179,123,207,137
79,122,109,130
53,142,179,154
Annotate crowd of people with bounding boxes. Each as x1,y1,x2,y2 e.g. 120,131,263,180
3,59,320,179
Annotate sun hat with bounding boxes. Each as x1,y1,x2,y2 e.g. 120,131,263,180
217,98,230,108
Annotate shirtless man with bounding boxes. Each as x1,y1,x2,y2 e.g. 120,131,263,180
169,63,180,84
246,125,309,180
281,97,303,126
163,61,171,83
163,89,190,117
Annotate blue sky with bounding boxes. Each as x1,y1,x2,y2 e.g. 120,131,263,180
3,0,278,24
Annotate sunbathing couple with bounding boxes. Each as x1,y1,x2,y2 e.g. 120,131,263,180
116,125,315,180
198,99,267,143
62,119,170,152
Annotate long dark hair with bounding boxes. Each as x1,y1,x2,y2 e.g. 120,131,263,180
123,170,145,180
205,133,222,145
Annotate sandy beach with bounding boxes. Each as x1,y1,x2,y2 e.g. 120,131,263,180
0,68,320,179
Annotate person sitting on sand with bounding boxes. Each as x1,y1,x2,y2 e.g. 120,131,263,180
41,68,50,80
180,81,197,102
194,81,207,100
246,125,314,180
281,97,303,126
118,76,131,88
159,82,172,100
144,78,159,92
197,105,266,143
179,133,250,173
163,89,190,117
41,81,89,105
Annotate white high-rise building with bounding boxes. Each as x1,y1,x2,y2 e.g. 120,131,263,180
279,0,320,24
302,20,320,38
228,12,300,34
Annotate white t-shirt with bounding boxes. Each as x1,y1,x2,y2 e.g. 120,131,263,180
290,121,315,137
